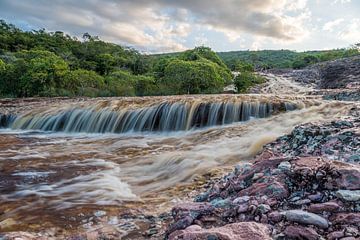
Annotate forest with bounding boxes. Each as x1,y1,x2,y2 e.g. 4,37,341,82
0,20,358,98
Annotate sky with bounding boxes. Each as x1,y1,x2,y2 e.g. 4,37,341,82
0,0,359,53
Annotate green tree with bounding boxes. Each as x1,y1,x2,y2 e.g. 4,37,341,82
63,69,104,96
7,50,69,96
234,72,265,93
162,59,225,94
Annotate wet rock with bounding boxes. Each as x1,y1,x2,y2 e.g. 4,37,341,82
283,210,329,229
168,222,271,240
283,226,320,240
308,201,341,213
93,210,106,218
336,190,360,202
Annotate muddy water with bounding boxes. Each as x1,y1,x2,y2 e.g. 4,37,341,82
0,97,353,237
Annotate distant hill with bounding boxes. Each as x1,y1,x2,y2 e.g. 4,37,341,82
217,49,359,70
153,48,359,70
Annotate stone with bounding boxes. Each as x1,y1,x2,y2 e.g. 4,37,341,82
277,161,291,172
308,193,323,202
336,190,360,202
336,168,360,190
283,210,329,229
283,226,320,240
327,231,345,240
93,210,106,217
268,211,283,223
210,198,232,209
168,222,271,240
172,202,214,220
238,181,288,200
330,213,360,226
308,201,341,213
236,203,249,213
233,196,250,204
345,226,359,237
257,204,271,214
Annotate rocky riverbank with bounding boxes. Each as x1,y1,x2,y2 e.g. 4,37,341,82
166,107,359,239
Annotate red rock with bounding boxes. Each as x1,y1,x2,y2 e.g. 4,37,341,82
172,202,214,220
169,222,271,240
307,201,341,213
283,226,320,240
238,180,289,200
327,231,345,240
330,213,360,226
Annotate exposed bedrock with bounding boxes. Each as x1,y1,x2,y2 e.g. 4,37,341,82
166,118,360,239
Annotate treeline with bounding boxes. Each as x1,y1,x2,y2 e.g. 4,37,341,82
218,47,359,71
0,20,232,97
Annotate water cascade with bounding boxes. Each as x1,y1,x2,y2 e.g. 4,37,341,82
4,100,299,133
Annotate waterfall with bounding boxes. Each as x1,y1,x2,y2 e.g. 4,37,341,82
3,100,299,133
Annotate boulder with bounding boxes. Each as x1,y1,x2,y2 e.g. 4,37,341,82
169,222,271,240
330,213,360,226
283,226,320,240
336,190,360,202
283,210,329,229
307,201,341,213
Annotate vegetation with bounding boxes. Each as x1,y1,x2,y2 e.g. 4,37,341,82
0,20,232,97
234,72,265,93
218,48,359,70
0,19,358,97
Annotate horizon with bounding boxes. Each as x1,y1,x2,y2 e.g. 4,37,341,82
0,0,359,53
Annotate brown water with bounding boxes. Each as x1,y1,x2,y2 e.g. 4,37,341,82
0,96,353,237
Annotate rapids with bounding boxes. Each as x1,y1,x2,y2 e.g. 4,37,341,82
0,94,354,235
4,97,301,133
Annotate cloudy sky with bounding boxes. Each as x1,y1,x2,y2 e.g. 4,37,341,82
0,0,359,53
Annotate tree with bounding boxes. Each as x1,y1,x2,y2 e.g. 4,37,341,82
7,50,69,96
234,72,265,93
162,59,225,94
63,69,104,96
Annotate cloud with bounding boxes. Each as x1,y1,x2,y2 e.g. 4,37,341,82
0,0,310,52
323,18,344,32
338,18,360,43
332,0,351,4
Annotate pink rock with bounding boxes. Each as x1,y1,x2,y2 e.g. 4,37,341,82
307,201,341,213
172,202,214,220
330,213,360,226
283,226,320,240
327,231,345,240
238,181,288,200
336,167,360,190
169,222,271,240
268,211,283,223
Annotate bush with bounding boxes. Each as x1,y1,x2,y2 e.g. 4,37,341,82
234,72,265,93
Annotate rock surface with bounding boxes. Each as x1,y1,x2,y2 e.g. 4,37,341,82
166,116,360,239
169,222,271,240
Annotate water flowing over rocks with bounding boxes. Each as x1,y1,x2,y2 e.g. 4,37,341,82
165,113,360,239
